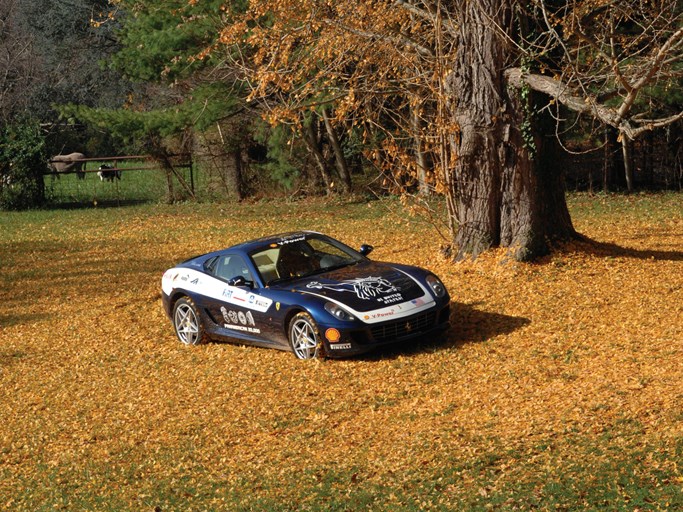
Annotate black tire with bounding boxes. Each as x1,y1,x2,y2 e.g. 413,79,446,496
172,297,207,345
288,312,323,360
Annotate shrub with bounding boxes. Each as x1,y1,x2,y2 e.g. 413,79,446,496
0,120,47,210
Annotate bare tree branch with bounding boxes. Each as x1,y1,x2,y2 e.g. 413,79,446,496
393,0,458,38
505,68,683,140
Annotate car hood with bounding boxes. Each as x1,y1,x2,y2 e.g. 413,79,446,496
280,261,428,313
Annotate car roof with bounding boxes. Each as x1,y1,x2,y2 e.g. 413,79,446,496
177,231,327,268
225,230,323,254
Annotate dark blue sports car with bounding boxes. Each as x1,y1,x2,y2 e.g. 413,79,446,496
161,231,450,359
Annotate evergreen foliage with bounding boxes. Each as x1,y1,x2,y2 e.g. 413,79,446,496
59,81,240,152
111,0,226,83
254,123,301,190
0,120,47,210
62,0,249,155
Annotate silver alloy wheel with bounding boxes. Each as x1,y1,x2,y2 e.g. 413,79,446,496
289,313,320,359
174,300,202,345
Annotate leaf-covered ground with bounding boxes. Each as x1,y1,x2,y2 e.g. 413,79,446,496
1,193,681,510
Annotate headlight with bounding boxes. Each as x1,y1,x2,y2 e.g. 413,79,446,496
425,275,446,298
325,302,355,321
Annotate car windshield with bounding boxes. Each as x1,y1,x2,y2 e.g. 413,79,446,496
250,235,363,285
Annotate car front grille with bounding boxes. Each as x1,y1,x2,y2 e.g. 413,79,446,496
370,310,437,343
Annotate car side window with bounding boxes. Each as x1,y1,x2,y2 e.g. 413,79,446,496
251,249,279,284
204,256,219,274
213,254,253,283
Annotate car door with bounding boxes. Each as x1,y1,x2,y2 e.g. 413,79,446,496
206,254,274,340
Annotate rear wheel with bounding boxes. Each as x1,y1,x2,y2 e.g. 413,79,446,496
288,312,323,360
173,297,206,345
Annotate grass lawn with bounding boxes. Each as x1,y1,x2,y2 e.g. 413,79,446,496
0,193,681,511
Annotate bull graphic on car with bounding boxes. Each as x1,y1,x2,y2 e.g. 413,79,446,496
306,276,400,301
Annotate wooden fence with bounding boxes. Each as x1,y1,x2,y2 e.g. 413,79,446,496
45,154,195,205
46,154,194,189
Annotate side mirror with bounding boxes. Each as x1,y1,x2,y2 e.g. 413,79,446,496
359,244,374,256
227,276,252,288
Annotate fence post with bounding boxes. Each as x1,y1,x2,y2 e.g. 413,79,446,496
189,154,194,195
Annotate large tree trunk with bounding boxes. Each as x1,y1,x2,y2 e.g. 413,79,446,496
500,88,576,260
446,0,576,261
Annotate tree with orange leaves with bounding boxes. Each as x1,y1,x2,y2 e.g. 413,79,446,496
215,1,577,259
106,1,681,259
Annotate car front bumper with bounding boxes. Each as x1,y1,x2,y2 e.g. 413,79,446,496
322,302,451,357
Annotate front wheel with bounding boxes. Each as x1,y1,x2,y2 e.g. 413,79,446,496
288,312,323,360
172,297,206,345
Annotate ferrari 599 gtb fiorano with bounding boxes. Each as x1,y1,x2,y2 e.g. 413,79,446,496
161,231,450,359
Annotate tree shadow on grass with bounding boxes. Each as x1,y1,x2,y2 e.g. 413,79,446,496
0,313,44,329
359,301,531,361
564,235,683,262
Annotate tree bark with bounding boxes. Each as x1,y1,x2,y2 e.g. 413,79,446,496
622,138,634,192
412,105,430,196
231,147,244,200
446,1,503,258
499,88,576,260
603,126,613,192
321,107,352,193
303,118,334,194
446,0,576,261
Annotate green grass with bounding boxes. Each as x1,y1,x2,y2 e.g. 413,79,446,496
5,431,681,511
567,191,683,222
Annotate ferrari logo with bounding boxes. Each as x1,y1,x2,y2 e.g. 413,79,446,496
406,322,413,332
276,302,280,311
